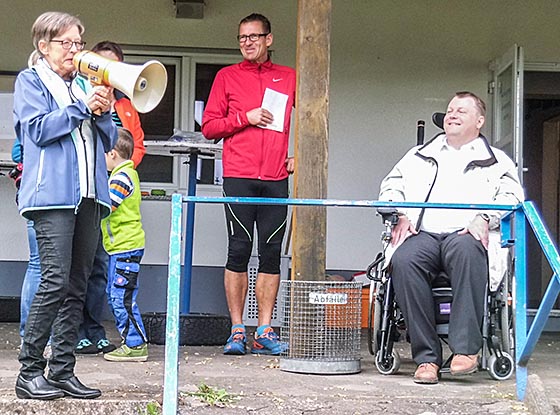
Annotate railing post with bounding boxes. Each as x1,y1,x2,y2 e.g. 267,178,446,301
163,193,183,415
518,202,560,363
514,205,528,400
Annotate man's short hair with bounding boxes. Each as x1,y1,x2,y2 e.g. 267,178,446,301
91,40,124,62
114,128,134,160
239,13,271,33
454,91,486,117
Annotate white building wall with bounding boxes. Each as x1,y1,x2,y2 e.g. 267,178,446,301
2,1,560,273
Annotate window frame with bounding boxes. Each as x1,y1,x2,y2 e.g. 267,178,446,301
121,46,240,193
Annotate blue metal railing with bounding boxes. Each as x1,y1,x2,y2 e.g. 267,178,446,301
161,196,559,414
162,194,182,413
517,202,560,363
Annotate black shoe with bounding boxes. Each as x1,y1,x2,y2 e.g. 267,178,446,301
96,338,117,354
46,376,101,399
75,339,99,354
15,374,64,400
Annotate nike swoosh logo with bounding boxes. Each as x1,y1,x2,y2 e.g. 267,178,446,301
272,78,282,82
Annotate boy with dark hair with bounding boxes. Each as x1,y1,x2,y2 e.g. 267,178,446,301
102,128,149,362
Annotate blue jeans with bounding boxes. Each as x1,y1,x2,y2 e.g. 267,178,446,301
19,200,101,380
19,220,42,338
107,249,147,347
78,234,109,344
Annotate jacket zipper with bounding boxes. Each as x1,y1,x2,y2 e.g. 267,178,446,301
258,65,264,178
414,155,439,231
70,80,91,201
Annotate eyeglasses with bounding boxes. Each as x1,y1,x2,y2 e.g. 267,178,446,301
50,39,86,50
237,33,269,43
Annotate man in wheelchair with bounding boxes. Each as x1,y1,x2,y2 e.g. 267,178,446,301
378,91,524,384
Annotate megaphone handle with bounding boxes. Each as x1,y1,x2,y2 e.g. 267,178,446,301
87,77,106,116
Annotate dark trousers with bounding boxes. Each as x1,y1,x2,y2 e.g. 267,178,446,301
391,231,488,367
222,178,288,275
19,199,100,380
78,234,109,344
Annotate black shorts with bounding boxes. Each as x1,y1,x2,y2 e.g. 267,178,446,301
222,177,288,247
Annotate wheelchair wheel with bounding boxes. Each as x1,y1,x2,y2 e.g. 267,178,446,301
500,289,514,356
375,349,401,375
367,282,382,356
367,281,378,356
499,258,515,357
372,291,382,353
487,352,514,381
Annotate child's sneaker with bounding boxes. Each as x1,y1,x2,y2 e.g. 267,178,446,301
251,327,287,355
97,338,116,354
223,328,246,355
75,338,98,354
103,343,148,362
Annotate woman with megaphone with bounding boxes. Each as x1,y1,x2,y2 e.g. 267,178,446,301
13,11,117,400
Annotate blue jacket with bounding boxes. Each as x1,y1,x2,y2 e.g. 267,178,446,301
13,68,117,219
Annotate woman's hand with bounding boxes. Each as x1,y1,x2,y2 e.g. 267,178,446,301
86,85,113,114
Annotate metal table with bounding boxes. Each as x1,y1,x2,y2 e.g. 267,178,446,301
145,132,222,314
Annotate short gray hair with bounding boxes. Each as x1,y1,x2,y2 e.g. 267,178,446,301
31,11,84,57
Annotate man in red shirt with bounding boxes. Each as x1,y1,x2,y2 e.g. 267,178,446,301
202,13,295,356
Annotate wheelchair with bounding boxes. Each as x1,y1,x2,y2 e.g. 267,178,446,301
365,207,515,381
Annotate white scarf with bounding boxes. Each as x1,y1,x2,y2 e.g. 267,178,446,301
34,58,96,199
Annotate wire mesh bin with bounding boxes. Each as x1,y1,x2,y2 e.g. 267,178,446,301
243,255,290,327
279,280,362,374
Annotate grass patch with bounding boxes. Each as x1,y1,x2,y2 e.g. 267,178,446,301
184,383,240,407
137,401,161,415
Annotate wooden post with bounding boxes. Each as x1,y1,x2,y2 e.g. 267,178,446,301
292,0,331,281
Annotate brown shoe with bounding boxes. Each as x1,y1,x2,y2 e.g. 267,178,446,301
450,354,478,375
413,362,439,384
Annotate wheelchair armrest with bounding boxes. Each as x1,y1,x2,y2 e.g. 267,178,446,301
377,207,400,225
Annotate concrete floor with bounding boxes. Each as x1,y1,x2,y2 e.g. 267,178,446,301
0,322,557,414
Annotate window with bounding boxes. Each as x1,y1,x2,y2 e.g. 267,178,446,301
0,72,17,159
137,62,176,184
122,47,240,191
194,63,229,185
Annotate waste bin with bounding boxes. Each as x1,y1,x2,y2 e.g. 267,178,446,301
279,280,362,374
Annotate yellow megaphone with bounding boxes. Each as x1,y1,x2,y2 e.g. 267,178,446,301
73,50,167,113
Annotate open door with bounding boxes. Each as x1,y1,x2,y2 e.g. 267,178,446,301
489,44,525,183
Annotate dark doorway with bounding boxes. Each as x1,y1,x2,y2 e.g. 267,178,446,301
523,70,560,308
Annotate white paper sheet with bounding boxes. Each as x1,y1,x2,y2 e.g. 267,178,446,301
260,88,288,132
194,100,204,127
